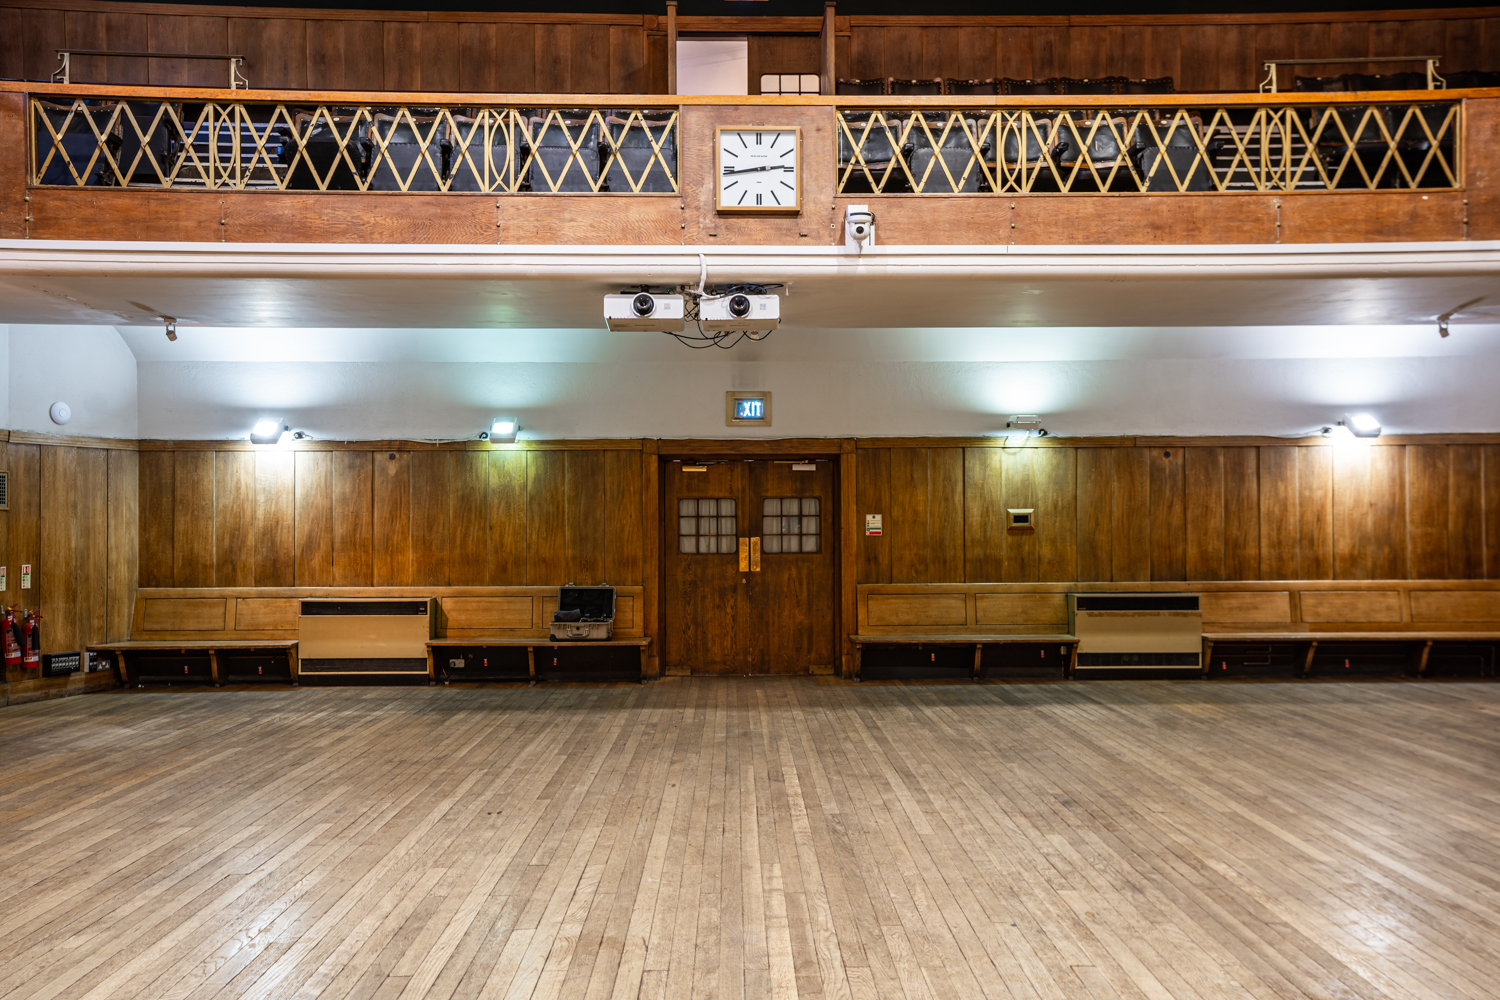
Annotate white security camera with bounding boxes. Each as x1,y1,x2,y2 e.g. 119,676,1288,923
844,204,875,251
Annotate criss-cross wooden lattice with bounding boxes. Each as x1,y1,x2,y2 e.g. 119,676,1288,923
836,103,1461,194
31,98,679,194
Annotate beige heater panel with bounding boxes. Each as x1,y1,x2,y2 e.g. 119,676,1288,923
1072,613,1202,653
298,612,434,659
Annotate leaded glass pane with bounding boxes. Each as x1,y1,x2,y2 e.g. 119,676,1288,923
699,498,717,517
783,533,801,553
699,516,716,534
762,534,781,553
802,516,819,535
802,497,820,515
679,498,697,516
719,517,737,535
679,517,696,536
720,498,735,516
763,497,780,516
680,535,697,554
782,515,800,534
721,533,737,552
803,535,820,553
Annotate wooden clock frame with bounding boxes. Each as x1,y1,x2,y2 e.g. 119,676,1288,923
714,125,803,215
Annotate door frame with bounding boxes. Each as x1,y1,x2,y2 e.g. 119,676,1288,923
649,439,855,678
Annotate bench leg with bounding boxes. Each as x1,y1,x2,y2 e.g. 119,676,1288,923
1301,640,1318,678
288,646,299,685
209,649,222,687
972,643,983,682
1415,640,1434,678
853,644,862,682
1202,639,1213,679
117,651,130,688
527,646,537,687
1067,643,1078,680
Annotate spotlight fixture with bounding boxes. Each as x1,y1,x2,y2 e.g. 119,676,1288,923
1002,415,1049,444
482,419,518,444
163,316,177,342
1342,412,1382,438
249,419,286,444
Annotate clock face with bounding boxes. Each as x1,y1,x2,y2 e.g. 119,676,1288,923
716,127,800,213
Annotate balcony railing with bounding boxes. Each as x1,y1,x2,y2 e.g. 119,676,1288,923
30,98,680,193
835,103,1461,194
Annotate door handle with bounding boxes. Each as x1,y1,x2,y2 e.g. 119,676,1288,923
739,537,749,572
751,536,761,571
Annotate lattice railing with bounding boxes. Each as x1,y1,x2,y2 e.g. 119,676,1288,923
836,103,1461,193
30,99,679,193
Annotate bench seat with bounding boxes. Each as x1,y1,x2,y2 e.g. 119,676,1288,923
849,634,1080,680
1203,631,1500,678
88,640,300,686
427,637,652,684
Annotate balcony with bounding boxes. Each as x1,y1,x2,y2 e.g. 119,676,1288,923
3,82,1498,245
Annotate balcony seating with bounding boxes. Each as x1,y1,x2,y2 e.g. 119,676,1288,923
999,78,1058,96
945,78,997,96
889,78,944,96
287,110,368,190
1119,77,1176,95
1058,77,1118,95
603,110,677,193
367,113,447,192
907,115,990,192
1137,117,1212,191
1056,115,1131,177
838,111,910,191
446,112,517,192
35,100,121,185
835,77,888,95
524,112,602,192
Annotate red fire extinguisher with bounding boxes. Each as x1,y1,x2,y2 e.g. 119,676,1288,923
2,607,20,671
21,608,41,668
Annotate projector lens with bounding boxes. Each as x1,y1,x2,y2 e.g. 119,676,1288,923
631,293,655,317
728,294,752,318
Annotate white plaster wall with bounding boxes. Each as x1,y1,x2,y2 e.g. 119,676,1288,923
133,353,1500,441
7,326,138,438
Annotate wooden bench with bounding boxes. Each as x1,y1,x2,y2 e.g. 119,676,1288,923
849,634,1079,680
1203,632,1500,678
428,637,653,685
88,640,300,687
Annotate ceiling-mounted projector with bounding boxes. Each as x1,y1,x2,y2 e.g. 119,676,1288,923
604,292,684,332
699,293,779,334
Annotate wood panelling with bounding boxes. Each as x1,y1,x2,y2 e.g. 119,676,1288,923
142,596,225,631
859,441,1493,587
441,596,533,630
867,592,966,627
1200,590,1292,623
140,444,646,591
974,592,1066,626
234,597,298,631
1300,589,1403,622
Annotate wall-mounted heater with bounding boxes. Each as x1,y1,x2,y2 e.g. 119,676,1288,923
298,599,434,677
1068,594,1202,672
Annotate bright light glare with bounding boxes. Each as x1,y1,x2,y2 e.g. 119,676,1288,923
277,429,295,448
492,420,517,435
252,419,280,437
999,429,1032,446
1347,412,1381,433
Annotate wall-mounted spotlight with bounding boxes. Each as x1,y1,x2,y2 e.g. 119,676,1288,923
249,419,286,444
481,419,518,444
1342,412,1382,438
1001,414,1049,445
163,316,177,342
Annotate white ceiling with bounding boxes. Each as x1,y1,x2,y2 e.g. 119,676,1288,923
3,240,1498,334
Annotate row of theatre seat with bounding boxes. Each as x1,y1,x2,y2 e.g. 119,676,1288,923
35,101,678,191
1295,70,1500,91
838,103,1456,192
837,76,1175,96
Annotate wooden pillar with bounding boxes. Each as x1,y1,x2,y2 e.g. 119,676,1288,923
821,2,836,97
666,1,678,96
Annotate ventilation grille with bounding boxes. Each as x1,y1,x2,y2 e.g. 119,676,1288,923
1074,595,1199,612
1077,653,1201,667
299,657,429,673
0,470,9,510
300,600,428,616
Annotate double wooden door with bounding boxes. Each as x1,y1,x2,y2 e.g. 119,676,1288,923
661,457,837,674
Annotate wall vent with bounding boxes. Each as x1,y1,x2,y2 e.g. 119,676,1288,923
0,469,9,510
1069,593,1203,671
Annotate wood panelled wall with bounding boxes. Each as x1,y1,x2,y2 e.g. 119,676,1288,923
1,0,1495,95
0,4,667,93
857,442,1500,585
839,13,1500,94
0,434,137,704
137,445,645,591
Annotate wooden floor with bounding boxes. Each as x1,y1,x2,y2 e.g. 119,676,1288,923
2,679,1499,1000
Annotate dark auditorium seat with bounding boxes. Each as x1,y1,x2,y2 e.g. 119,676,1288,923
603,110,677,193
836,78,888,95
1119,76,1175,94
1058,77,1123,95
1000,78,1062,96
446,112,517,192
35,100,122,185
908,115,990,192
1137,117,1213,191
368,113,447,192
945,78,998,96
288,110,369,190
890,78,944,96
524,111,602,192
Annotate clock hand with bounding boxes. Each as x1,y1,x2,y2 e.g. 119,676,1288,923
721,164,791,175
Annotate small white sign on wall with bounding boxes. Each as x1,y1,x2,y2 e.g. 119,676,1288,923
865,514,882,536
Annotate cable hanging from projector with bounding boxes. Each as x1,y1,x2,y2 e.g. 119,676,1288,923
602,254,782,348
666,282,784,350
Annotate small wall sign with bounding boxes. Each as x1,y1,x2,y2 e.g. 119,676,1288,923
20,564,31,589
865,514,882,535
0,566,7,591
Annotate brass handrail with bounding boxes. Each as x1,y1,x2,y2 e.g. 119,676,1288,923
52,50,250,90
1259,56,1444,94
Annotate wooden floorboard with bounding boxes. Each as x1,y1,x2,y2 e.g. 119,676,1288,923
1,679,1499,1000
